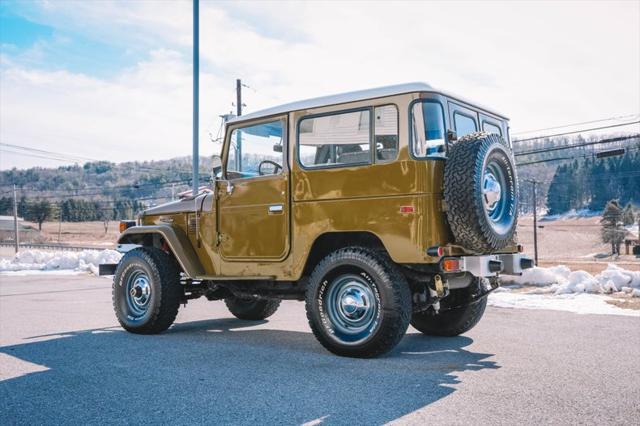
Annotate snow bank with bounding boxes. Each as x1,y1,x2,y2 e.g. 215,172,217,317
502,264,640,296
0,249,122,275
541,208,601,221
488,292,639,317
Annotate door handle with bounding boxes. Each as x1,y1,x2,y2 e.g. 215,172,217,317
268,204,284,214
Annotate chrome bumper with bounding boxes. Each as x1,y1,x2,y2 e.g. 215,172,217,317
456,253,533,277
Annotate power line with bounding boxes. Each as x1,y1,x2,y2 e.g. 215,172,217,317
517,145,640,167
514,134,640,157
512,121,640,143
512,114,639,136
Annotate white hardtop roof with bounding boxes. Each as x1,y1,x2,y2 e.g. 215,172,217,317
227,82,508,124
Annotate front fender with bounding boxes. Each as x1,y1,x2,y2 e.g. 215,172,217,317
117,225,205,278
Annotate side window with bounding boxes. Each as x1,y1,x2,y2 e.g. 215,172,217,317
227,120,284,179
453,112,477,137
374,105,398,161
483,121,502,136
411,101,446,158
298,110,371,168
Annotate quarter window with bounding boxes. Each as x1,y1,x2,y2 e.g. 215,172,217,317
483,121,502,136
411,101,446,158
453,112,477,137
374,105,398,161
298,110,371,168
227,120,284,179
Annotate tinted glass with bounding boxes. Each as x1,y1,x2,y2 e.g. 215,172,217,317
299,110,371,168
483,121,502,136
227,120,284,179
454,112,477,137
412,101,446,158
375,105,398,161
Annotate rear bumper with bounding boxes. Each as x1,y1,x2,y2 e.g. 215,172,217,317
448,253,533,277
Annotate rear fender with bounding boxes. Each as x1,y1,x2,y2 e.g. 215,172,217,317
117,225,205,278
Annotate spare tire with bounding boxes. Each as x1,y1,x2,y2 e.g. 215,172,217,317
444,132,518,253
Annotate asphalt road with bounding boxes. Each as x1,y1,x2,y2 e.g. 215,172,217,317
1,275,639,425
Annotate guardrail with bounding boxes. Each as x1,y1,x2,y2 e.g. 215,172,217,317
0,242,114,252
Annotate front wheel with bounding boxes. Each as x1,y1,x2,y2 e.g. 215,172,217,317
305,247,412,358
112,248,182,334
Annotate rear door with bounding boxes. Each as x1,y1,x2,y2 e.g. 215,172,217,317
448,102,479,138
217,117,290,262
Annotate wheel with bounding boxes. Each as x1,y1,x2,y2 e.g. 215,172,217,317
305,247,412,358
411,278,488,337
224,296,281,320
444,132,518,253
112,247,182,334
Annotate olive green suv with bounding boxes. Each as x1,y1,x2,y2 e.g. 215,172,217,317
100,82,532,358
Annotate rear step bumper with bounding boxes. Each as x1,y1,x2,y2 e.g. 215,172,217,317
443,253,533,277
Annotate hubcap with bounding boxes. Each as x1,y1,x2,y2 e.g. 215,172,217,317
483,172,502,212
125,271,151,317
324,274,379,344
482,157,512,234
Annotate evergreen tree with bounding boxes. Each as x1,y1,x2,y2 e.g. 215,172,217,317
600,200,625,255
24,199,54,231
622,203,635,226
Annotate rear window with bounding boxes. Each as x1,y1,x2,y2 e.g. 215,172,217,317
483,121,502,136
298,110,371,168
411,101,446,158
453,112,477,137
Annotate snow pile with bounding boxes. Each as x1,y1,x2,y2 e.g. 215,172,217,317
0,249,122,275
488,292,639,317
502,264,640,297
541,208,601,221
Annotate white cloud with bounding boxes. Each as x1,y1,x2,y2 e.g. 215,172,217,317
1,0,639,169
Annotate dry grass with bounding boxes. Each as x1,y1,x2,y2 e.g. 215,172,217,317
22,220,120,247
517,215,639,272
606,297,640,311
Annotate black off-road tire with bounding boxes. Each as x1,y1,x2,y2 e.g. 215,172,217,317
112,247,182,334
305,247,412,358
411,278,488,337
444,132,518,253
224,296,281,320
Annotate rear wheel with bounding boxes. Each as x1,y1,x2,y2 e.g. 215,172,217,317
305,247,411,358
224,296,281,320
411,278,488,337
112,248,182,334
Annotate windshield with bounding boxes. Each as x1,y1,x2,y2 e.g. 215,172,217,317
411,101,446,158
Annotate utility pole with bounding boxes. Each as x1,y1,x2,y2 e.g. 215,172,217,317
235,78,243,171
531,180,539,266
57,206,62,243
12,184,19,253
192,0,199,196
236,79,242,116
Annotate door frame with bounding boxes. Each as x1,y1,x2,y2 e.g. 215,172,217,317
216,114,291,263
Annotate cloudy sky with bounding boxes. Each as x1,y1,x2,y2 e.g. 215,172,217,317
1,0,639,169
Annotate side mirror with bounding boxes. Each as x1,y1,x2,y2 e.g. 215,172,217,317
212,155,222,179
447,129,457,142
273,143,283,153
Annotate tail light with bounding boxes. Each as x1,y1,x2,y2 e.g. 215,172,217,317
441,258,461,272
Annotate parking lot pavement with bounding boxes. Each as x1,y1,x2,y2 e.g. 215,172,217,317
1,275,639,425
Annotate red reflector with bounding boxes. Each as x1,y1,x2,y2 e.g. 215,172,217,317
400,206,414,213
442,258,461,272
